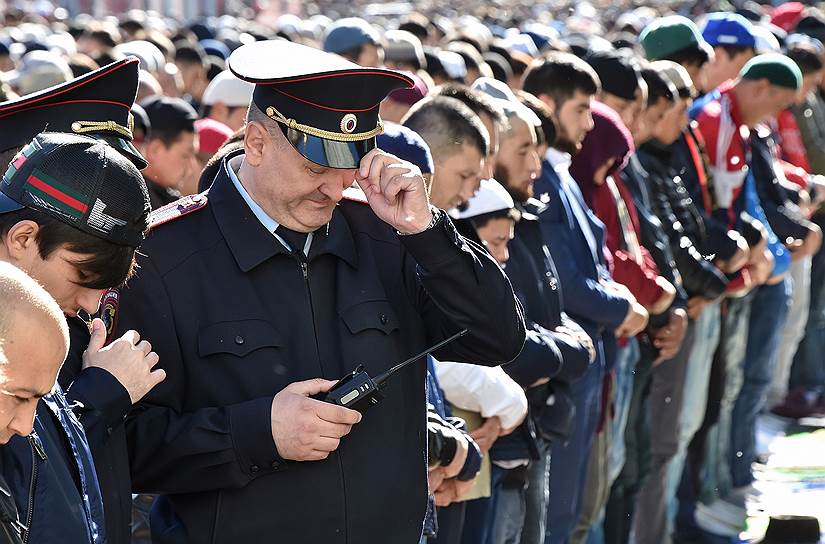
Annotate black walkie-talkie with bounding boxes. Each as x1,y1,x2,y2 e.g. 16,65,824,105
322,330,468,413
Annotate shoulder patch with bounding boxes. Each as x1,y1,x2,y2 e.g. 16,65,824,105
149,193,208,230
342,185,368,204
523,197,547,216
100,288,120,344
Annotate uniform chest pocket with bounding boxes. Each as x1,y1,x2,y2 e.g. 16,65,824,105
339,300,400,335
198,320,282,357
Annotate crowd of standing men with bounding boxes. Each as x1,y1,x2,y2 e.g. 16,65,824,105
1,1,825,543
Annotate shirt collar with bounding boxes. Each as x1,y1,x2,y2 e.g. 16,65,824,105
210,156,357,271
227,156,280,233
545,147,572,169
226,155,318,254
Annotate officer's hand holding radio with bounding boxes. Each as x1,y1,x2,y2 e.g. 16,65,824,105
270,378,362,462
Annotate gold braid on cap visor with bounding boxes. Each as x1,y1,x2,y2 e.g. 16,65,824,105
265,106,384,142
71,114,135,140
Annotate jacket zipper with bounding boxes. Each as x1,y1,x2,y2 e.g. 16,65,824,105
22,435,46,544
297,256,348,542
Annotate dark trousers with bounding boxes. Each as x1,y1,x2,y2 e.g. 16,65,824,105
790,212,825,390
462,464,530,544
730,279,791,487
432,502,467,544
603,355,654,544
544,358,603,544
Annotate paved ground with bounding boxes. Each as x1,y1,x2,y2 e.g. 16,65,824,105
742,414,825,542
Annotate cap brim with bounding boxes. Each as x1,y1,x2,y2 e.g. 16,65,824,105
281,124,375,169
0,190,25,214
98,135,149,170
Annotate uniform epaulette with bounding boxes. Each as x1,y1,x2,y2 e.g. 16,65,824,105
149,193,208,230
342,186,368,204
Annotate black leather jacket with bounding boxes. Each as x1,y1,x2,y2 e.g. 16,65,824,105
637,141,728,300
670,128,741,261
751,127,813,242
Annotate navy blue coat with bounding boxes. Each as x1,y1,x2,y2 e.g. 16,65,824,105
0,386,105,544
487,205,591,461
60,328,134,544
533,158,629,371
115,158,526,543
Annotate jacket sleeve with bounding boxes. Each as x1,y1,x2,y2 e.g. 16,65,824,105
621,169,687,306
550,324,592,384
498,325,563,388
401,212,526,366
537,195,630,331
59,317,132,452
611,250,665,309
119,254,284,495
65,368,132,451
644,164,728,299
702,216,739,262
751,134,812,242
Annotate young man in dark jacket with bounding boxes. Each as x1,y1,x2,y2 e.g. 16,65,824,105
0,58,167,544
523,52,649,544
631,64,728,543
606,65,690,544
0,133,157,544
455,86,594,544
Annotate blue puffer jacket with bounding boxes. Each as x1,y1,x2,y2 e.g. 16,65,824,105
0,385,105,544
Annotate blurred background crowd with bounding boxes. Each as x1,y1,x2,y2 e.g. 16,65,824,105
3,1,825,543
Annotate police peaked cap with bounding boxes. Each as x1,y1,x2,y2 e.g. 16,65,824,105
228,40,414,169
0,57,147,169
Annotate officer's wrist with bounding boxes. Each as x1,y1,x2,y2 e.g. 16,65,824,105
397,206,440,236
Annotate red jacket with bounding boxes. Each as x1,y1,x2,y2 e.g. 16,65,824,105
592,175,665,309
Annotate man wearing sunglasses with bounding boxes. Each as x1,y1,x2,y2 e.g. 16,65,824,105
114,40,525,543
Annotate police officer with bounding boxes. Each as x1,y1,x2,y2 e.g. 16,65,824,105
115,40,526,543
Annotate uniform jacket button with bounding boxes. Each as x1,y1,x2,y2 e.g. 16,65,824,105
271,460,281,469
250,464,260,473
235,335,245,345
379,314,388,325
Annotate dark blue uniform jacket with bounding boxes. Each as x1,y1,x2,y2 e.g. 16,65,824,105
115,158,526,544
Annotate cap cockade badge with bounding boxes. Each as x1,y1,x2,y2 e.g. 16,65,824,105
341,114,358,134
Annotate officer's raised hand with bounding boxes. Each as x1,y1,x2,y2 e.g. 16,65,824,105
82,318,165,404
270,378,362,461
355,149,434,234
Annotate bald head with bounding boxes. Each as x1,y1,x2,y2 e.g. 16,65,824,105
0,262,68,442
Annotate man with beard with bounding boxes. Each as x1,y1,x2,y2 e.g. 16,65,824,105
523,52,649,544
470,79,596,544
